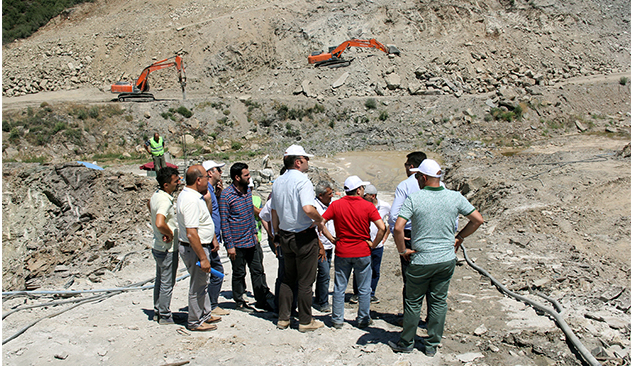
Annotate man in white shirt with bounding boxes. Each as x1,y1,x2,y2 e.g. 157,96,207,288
271,145,326,332
313,181,336,313
149,167,180,325
388,151,427,313
176,165,221,331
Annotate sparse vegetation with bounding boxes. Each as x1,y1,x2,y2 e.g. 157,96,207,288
379,111,389,121
365,98,377,110
175,106,193,118
619,77,628,86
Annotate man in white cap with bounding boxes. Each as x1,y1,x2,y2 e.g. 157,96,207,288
350,184,391,305
321,176,386,329
271,145,326,332
389,159,483,356
202,160,230,316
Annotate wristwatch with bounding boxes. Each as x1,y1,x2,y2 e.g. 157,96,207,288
399,249,407,256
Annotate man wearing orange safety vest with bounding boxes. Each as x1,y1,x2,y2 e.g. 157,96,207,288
145,132,167,172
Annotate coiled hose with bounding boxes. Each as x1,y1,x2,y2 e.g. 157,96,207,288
460,243,601,366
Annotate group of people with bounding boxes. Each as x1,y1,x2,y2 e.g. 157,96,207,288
147,143,483,355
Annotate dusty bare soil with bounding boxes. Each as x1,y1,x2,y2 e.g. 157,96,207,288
2,135,630,365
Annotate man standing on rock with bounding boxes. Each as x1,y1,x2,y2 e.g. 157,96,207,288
389,159,483,356
176,165,221,331
145,132,167,172
220,162,276,313
388,151,427,314
202,160,230,316
313,181,336,313
271,145,326,332
321,176,386,329
148,166,181,325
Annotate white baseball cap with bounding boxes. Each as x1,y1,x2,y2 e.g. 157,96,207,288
202,160,226,171
284,144,314,157
410,159,442,178
344,175,370,192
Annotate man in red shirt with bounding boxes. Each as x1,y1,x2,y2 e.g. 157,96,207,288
322,176,386,329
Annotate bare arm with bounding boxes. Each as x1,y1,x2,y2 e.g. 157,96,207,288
369,219,386,249
271,209,280,236
454,210,484,252
204,192,213,213
155,214,173,242
186,228,210,272
253,204,262,218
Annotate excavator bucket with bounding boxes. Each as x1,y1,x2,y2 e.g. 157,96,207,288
387,45,401,55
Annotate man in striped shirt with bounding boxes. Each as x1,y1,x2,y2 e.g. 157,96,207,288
220,162,276,313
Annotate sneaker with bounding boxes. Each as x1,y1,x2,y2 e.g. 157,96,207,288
332,322,344,329
189,323,217,331
204,315,222,324
357,319,373,329
424,346,436,357
349,295,358,304
298,319,324,333
211,307,230,316
235,303,255,313
388,340,413,353
314,303,331,313
158,317,175,325
277,319,290,330
370,296,380,304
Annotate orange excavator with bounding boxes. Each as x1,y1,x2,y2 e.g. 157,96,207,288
308,39,400,68
111,55,186,102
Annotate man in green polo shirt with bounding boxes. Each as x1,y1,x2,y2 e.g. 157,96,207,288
389,159,484,356
145,132,166,172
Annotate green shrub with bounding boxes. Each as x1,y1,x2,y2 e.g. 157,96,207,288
223,109,231,116
365,98,377,109
88,106,99,119
176,106,193,118
9,127,20,140
2,120,11,132
231,141,242,150
53,122,67,133
379,110,389,121
620,77,628,86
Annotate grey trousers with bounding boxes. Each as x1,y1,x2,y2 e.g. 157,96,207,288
153,154,166,172
179,243,212,328
152,248,179,320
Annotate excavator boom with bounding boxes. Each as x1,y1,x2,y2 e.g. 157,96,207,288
111,55,186,102
308,39,400,67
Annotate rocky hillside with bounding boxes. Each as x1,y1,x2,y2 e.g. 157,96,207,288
2,0,631,164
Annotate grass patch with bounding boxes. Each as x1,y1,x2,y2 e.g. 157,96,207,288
365,98,377,109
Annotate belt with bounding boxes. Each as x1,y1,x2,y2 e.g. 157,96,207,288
179,241,212,247
280,227,315,235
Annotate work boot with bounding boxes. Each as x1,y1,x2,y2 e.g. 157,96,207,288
298,319,324,333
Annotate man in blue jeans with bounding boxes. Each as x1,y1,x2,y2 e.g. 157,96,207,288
202,160,230,316
322,176,386,329
350,184,390,304
389,159,483,356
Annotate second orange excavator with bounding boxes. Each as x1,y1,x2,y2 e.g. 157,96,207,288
111,55,186,102
308,39,400,68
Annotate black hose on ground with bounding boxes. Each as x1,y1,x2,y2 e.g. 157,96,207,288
460,243,601,366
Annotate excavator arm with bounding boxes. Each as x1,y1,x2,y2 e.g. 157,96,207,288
308,39,399,67
111,55,186,101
